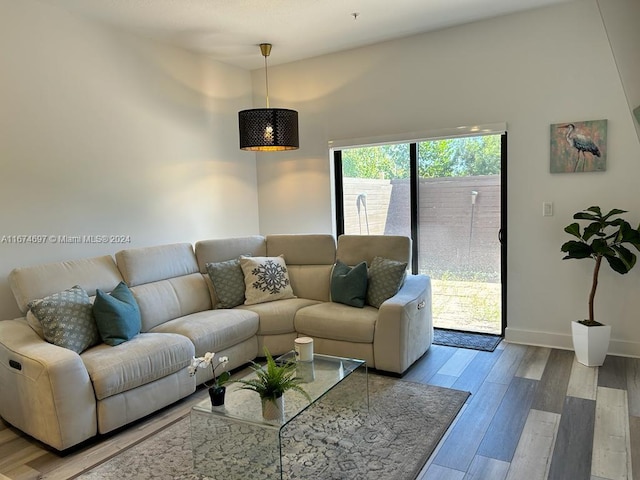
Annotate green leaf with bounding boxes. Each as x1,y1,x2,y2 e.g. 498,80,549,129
591,239,615,256
216,371,230,386
601,208,627,221
611,244,636,270
605,255,631,274
586,206,602,216
561,240,593,259
574,212,599,221
620,221,640,243
564,223,582,239
582,222,603,242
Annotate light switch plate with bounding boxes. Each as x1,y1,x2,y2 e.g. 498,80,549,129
543,202,553,217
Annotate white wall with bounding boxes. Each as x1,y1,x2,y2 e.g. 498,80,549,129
598,0,640,141
0,0,259,319
255,0,640,356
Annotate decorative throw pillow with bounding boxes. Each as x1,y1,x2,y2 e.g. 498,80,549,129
239,255,296,305
93,282,141,346
28,285,100,354
366,256,408,308
206,259,246,309
331,260,368,308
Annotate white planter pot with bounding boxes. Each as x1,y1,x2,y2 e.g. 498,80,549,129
261,395,284,421
571,320,611,367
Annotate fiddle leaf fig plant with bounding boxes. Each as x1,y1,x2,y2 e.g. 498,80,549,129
561,206,640,326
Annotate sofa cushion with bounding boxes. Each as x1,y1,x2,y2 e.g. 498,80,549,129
367,256,407,308
116,243,199,287
9,255,123,314
331,261,368,308
195,236,267,272
28,285,100,354
130,273,212,332
294,303,378,343
240,256,296,305
238,298,321,335
81,332,194,400
265,234,336,265
206,259,245,309
336,235,411,267
285,265,333,302
266,235,336,303
150,309,259,356
93,282,141,346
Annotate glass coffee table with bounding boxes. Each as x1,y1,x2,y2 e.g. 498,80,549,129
190,352,368,479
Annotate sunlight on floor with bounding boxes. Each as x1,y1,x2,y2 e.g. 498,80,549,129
431,279,501,335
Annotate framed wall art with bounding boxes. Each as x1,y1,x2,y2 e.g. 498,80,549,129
550,119,607,173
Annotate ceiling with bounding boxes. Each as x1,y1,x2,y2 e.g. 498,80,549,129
41,0,572,70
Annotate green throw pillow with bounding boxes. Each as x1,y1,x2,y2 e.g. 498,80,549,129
28,285,99,354
206,259,246,309
331,260,368,308
93,281,141,346
366,256,408,308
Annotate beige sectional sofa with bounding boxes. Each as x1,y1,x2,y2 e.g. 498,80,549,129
0,234,432,450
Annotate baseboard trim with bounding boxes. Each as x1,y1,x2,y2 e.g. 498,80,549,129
505,327,640,358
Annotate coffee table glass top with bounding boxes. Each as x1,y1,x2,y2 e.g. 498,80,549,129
192,351,366,425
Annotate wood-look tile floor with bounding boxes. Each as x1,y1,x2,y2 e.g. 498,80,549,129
1,342,638,479
413,342,639,480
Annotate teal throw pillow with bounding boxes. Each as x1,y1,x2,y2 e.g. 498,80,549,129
331,260,368,308
206,259,246,309
28,285,99,354
93,281,141,346
366,256,408,308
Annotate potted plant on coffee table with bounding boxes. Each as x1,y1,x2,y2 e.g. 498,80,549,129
189,352,230,406
232,347,311,421
561,206,640,366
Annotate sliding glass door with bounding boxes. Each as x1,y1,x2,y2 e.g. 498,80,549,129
334,133,506,336
417,136,502,335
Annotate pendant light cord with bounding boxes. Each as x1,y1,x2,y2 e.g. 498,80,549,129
264,53,270,108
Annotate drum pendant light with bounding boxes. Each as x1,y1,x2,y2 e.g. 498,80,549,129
239,43,299,151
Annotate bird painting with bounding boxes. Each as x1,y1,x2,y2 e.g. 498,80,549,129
550,119,607,173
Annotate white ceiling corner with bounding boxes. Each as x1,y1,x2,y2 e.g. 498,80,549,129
39,0,573,70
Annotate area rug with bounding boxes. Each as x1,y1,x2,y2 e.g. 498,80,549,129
433,328,502,352
77,374,469,480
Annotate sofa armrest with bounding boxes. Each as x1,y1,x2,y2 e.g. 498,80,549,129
374,275,433,374
0,319,97,450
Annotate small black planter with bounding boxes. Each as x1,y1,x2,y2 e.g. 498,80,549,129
208,386,226,406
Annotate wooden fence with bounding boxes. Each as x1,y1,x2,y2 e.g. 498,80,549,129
343,175,501,279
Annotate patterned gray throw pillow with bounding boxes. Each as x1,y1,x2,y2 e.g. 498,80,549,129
28,285,100,354
206,259,246,309
366,256,408,308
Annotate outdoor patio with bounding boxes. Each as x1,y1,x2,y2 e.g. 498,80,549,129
431,279,501,335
